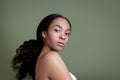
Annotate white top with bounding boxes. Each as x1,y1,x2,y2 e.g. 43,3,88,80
69,72,77,80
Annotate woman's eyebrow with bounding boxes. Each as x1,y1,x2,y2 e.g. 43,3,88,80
54,25,70,30
54,25,62,29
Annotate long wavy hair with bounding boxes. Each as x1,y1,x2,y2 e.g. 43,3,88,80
11,14,71,80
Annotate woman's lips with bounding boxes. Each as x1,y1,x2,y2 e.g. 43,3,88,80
57,42,64,47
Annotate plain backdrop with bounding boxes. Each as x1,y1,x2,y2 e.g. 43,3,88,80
0,0,120,80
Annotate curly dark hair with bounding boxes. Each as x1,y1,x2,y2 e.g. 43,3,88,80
11,14,71,80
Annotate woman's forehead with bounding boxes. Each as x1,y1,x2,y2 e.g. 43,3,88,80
49,18,70,29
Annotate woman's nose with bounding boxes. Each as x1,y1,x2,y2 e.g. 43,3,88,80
59,34,65,40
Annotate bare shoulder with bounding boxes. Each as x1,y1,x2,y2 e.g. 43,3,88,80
44,51,62,63
36,51,63,70
43,51,65,67
36,51,72,80
35,51,60,79
38,51,60,63
43,51,72,80
40,51,64,69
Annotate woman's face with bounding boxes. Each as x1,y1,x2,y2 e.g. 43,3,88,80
42,18,71,51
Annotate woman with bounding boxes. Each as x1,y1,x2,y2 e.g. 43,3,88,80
11,14,77,80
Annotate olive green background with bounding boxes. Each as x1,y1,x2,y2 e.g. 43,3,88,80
0,0,120,80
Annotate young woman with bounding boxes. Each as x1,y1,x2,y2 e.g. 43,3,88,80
11,14,77,80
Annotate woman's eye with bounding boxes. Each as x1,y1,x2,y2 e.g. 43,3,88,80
65,32,70,36
54,29,60,32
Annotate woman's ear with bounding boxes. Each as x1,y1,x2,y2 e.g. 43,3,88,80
42,31,47,38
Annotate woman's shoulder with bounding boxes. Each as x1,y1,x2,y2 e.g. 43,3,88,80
37,51,62,66
36,51,60,75
40,51,59,60
43,51,72,79
42,51,63,65
36,51,72,80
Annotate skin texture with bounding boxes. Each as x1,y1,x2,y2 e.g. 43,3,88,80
35,18,72,80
